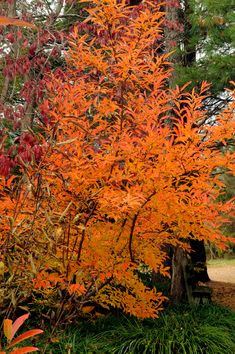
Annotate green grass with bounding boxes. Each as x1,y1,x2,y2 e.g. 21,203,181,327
37,304,235,353
207,258,235,267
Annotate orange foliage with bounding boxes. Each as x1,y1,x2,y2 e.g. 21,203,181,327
0,16,36,29
0,0,235,319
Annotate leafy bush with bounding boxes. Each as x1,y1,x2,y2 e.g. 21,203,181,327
1,0,235,321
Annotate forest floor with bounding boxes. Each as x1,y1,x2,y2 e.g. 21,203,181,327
207,259,235,311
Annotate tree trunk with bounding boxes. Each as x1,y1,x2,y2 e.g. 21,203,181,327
190,240,210,283
170,246,188,303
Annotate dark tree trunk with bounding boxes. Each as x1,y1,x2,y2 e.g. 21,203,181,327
170,242,210,304
190,240,210,283
170,246,188,303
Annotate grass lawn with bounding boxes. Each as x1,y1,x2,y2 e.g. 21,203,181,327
34,304,235,354
207,258,235,267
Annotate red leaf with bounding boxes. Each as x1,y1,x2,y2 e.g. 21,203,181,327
11,314,29,339
8,330,43,348
9,347,39,354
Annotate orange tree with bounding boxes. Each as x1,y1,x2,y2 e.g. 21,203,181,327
0,0,235,320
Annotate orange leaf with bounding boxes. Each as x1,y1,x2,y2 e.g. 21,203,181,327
9,347,39,354
3,319,13,341
8,330,43,348
81,306,95,314
0,16,36,29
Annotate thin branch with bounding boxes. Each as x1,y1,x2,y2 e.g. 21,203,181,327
84,276,113,300
128,191,156,262
32,14,84,19
63,115,93,136
129,214,138,262
76,202,96,262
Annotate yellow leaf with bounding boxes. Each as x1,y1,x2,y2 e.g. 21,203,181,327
0,261,4,276
50,336,60,343
3,319,13,341
95,312,105,318
29,254,37,275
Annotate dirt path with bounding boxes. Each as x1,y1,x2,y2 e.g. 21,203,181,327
208,265,235,284
207,265,235,311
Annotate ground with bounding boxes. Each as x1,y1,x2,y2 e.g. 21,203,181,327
207,259,235,311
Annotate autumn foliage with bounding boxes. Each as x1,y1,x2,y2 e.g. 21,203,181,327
0,0,235,320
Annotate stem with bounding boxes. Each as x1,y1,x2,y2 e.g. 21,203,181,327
76,203,96,262
128,191,156,262
129,214,138,262
84,276,113,300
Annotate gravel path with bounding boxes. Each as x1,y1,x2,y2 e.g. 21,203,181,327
208,265,235,284
207,265,235,310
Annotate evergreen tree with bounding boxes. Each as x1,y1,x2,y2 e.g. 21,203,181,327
163,0,234,297
167,0,234,116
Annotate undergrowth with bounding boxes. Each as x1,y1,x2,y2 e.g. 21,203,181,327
36,304,235,353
